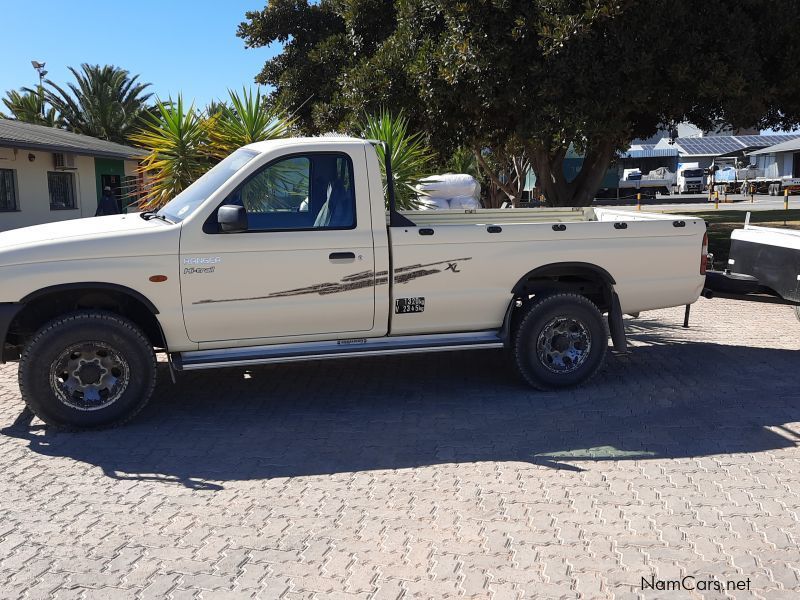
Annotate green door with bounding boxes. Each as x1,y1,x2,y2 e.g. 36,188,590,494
94,158,126,212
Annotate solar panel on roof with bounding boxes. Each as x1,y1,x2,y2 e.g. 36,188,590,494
677,137,742,154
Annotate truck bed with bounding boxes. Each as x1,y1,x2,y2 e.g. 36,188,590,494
398,206,686,226
387,207,706,335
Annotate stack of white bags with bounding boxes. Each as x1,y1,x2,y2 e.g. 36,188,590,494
416,174,482,210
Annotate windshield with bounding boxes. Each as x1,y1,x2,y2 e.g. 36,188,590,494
157,148,259,222
683,169,704,178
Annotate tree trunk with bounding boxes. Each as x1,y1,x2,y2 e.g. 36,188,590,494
527,139,616,207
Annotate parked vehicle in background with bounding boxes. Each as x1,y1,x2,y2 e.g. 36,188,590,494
617,167,674,198
676,163,705,194
0,137,708,429
712,164,800,196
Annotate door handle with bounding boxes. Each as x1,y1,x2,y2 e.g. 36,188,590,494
329,252,356,261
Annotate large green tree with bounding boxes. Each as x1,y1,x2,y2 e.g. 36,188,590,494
240,0,800,206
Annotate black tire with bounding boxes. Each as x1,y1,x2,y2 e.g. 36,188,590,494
19,310,156,430
513,293,608,390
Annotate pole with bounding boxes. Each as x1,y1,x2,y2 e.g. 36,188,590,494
683,304,691,328
636,192,641,211
750,184,754,203
714,190,719,210
38,72,45,118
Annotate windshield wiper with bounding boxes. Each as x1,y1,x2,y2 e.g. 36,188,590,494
139,211,174,224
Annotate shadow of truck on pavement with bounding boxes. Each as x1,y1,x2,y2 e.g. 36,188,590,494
2,334,798,489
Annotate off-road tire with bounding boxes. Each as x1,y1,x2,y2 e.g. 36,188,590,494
19,311,156,430
513,293,608,390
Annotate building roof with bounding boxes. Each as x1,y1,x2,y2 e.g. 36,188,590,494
658,134,800,157
748,136,800,156
0,119,146,160
620,147,678,159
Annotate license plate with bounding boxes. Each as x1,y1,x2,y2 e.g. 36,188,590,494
395,297,425,314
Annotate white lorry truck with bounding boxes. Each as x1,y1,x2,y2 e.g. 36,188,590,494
0,137,708,429
676,163,705,194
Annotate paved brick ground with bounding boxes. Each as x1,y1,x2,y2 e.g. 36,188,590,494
0,299,799,600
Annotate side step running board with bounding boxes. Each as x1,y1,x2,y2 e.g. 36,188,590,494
173,331,503,371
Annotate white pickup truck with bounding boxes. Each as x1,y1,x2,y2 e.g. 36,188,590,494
0,137,708,429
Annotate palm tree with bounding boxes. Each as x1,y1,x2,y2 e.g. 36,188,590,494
1,89,61,127
359,110,435,210
32,64,152,144
208,88,293,159
130,95,212,209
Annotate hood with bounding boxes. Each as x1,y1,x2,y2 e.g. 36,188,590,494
0,214,179,266
0,214,162,250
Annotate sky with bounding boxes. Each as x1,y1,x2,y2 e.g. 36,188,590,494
0,0,280,108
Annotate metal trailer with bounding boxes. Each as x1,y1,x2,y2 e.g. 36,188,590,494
738,177,800,196
700,215,800,322
711,166,800,196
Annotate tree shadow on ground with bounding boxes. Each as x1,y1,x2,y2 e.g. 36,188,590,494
2,322,798,489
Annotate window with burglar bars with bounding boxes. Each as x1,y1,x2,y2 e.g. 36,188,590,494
0,169,17,211
48,172,76,210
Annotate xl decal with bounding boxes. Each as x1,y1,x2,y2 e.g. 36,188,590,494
192,257,472,305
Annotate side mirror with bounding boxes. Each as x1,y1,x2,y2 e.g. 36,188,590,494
217,205,248,233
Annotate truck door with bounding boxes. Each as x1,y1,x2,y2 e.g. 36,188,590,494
179,148,376,343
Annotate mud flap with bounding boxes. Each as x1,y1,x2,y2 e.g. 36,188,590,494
607,291,628,353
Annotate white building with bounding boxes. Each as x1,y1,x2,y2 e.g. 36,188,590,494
748,137,800,180
0,119,145,232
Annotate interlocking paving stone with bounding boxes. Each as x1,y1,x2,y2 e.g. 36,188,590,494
0,299,798,599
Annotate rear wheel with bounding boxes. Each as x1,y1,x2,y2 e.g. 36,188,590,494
513,293,608,390
19,311,156,429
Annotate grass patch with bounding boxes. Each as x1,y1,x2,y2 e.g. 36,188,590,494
667,209,800,266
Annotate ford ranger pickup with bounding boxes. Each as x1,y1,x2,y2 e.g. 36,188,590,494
0,137,708,428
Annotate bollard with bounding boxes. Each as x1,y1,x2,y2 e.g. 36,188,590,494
785,188,789,225
714,190,719,209
750,184,755,203
636,192,641,211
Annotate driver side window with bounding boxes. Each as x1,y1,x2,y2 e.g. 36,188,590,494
228,153,356,231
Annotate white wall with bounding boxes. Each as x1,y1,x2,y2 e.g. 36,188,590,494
782,152,794,178
0,147,139,232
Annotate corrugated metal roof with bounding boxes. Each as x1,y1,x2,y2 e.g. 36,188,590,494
0,119,146,159
620,148,678,158
748,136,800,155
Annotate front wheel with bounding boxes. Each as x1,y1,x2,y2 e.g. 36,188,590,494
19,311,157,429
513,293,608,390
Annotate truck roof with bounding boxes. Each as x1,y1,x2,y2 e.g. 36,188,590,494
244,136,369,154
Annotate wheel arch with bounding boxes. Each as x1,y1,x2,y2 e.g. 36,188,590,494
4,282,165,362
511,262,615,301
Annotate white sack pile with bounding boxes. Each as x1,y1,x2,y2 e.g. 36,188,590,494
416,174,482,210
